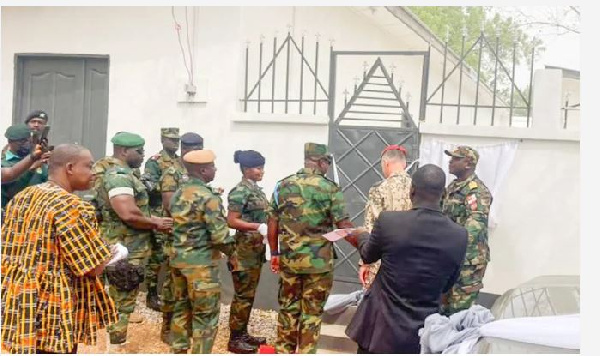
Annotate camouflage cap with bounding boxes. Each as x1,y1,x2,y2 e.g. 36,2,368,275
444,145,479,166
111,132,145,148
161,127,180,139
304,142,332,160
5,124,31,141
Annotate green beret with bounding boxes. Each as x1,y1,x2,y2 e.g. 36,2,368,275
161,127,180,139
304,142,331,159
111,132,145,147
5,124,31,141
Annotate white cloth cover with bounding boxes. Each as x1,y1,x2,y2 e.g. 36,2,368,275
418,138,519,229
479,313,580,350
419,305,494,354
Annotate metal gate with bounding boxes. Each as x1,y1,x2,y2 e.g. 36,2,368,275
328,51,429,292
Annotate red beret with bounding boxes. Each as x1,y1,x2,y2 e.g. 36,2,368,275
381,144,407,156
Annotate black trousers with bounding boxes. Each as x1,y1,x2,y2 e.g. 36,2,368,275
357,346,373,354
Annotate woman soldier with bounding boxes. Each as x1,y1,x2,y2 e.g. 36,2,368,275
226,150,269,354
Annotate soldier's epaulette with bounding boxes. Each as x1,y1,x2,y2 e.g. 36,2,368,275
113,167,131,175
468,181,479,190
371,179,384,188
278,174,296,185
321,175,340,187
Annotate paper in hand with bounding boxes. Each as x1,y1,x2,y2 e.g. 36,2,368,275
323,229,354,242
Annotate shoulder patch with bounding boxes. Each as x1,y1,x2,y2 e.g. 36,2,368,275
468,181,479,190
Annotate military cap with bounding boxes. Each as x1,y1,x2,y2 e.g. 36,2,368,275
5,124,31,141
444,145,479,166
183,149,216,164
25,110,49,124
111,132,145,147
304,142,332,160
181,132,204,146
161,127,180,139
381,144,407,156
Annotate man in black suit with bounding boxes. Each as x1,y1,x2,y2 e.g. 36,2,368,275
344,164,468,354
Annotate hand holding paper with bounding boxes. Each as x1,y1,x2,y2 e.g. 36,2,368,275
323,229,355,242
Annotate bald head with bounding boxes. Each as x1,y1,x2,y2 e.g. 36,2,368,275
411,164,446,201
48,144,90,173
48,144,95,192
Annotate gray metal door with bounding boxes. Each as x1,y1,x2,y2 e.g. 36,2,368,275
328,51,429,293
13,55,110,160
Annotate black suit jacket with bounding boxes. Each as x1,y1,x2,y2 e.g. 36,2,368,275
345,206,468,354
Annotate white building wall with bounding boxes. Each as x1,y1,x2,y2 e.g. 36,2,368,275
1,6,485,200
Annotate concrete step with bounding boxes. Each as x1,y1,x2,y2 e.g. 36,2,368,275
317,306,358,353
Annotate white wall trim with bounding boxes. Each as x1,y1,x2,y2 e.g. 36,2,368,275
419,123,580,142
231,112,330,126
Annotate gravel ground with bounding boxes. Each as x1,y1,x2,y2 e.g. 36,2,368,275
78,292,278,354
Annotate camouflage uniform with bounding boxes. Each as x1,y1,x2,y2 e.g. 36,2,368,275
144,140,183,296
97,165,153,344
441,147,493,316
268,162,349,354
360,171,412,289
227,178,268,334
169,176,234,353
159,164,189,316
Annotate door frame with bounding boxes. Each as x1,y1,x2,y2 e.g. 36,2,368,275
12,53,110,124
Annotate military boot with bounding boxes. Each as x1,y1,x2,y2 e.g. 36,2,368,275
161,312,173,344
228,330,258,354
241,331,267,346
146,288,163,312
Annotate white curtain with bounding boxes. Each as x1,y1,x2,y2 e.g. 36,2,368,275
418,139,519,229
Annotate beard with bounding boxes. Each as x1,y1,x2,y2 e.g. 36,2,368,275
16,147,31,157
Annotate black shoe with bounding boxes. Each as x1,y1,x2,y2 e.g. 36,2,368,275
161,312,173,344
146,290,163,312
241,332,267,346
228,332,258,354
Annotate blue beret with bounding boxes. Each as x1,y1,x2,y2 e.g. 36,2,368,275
234,150,265,168
111,132,145,147
181,132,204,146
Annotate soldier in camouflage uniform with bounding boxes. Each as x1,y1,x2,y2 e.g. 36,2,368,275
169,149,235,354
226,150,269,354
143,127,184,311
158,132,203,344
359,144,412,289
94,132,173,350
267,143,353,354
441,146,493,316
